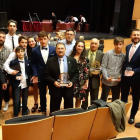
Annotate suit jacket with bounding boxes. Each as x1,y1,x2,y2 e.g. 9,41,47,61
86,49,104,89
122,44,140,82
44,56,79,97
31,45,56,79
9,58,31,88
0,68,6,84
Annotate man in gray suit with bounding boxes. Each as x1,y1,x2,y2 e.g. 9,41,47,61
82,38,104,109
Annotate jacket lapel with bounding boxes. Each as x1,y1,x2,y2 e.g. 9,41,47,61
130,45,140,62
53,56,60,74
37,46,46,64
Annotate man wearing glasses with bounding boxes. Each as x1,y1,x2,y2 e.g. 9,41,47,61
60,28,76,56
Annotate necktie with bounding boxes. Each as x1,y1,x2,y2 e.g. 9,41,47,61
19,61,23,63
129,45,135,61
12,36,15,50
42,47,48,51
89,52,94,65
60,58,64,73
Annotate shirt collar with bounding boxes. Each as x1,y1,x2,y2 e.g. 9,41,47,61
89,49,97,54
58,55,66,61
18,58,24,62
113,49,123,57
132,41,140,49
40,44,48,49
8,33,16,37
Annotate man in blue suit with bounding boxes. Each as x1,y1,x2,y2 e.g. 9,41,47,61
121,29,140,124
31,31,56,115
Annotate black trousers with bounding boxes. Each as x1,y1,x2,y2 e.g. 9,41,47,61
81,78,99,109
100,83,121,102
121,78,140,117
52,22,57,30
50,88,73,113
74,21,79,29
80,22,86,32
3,83,10,102
13,87,28,117
38,80,47,112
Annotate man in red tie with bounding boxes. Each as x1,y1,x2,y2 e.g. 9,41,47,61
121,29,140,125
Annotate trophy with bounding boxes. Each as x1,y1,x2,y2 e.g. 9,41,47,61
125,67,132,76
57,72,70,86
90,61,101,75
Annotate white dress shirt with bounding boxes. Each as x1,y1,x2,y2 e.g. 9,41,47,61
3,49,27,74
4,33,19,51
129,42,140,60
18,59,27,89
73,17,78,22
40,45,49,64
81,17,86,22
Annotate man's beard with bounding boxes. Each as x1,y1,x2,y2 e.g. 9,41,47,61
0,41,4,46
131,39,140,44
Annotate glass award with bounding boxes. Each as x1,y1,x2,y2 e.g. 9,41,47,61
125,67,132,76
57,72,70,86
90,61,101,75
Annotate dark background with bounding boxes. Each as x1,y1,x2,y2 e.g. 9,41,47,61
0,0,135,36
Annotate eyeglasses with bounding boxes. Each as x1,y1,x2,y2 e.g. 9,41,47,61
66,34,74,36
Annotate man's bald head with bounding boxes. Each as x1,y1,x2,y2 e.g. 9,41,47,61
90,38,99,52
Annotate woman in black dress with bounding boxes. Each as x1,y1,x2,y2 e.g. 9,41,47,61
52,12,58,33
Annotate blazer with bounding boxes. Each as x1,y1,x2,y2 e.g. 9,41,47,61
0,68,6,84
44,56,79,97
86,49,104,89
9,58,31,88
31,45,56,79
122,44,140,82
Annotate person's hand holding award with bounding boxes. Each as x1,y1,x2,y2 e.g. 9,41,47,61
57,72,70,87
124,67,134,77
90,61,100,76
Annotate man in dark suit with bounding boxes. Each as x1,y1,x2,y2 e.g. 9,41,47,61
0,68,7,118
82,38,104,109
121,29,140,125
31,31,56,115
44,42,79,113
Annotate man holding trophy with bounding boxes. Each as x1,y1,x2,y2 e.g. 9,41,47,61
81,38,104,109
121,29,140,125
100,37,125,101
44,42,79,113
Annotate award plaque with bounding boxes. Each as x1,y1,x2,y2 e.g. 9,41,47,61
57,72,70,86
90,61,101,75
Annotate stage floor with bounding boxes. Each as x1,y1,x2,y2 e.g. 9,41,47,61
17,31,127,40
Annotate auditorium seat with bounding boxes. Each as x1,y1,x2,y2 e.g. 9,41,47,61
114,137,138,140
5,114,47,124
51,108,97,140
88,102,132,140
2,115,54,140
51,108,85,116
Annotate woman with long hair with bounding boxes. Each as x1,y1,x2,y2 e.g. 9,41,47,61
70,40,89,108
27,36,39,113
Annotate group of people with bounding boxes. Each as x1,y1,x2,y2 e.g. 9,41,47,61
52,13,87,32
0,19,140,128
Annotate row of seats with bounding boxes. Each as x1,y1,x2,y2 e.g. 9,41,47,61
1,102,132,140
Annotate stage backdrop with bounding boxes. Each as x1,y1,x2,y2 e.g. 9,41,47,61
0,0,135,36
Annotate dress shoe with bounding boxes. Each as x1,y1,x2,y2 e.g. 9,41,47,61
135,122,140,128
128,117,135,124
3,102,9,112
22,109,30,116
